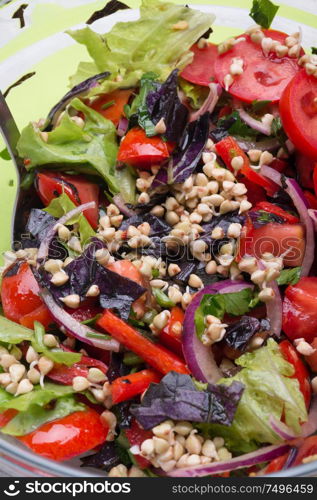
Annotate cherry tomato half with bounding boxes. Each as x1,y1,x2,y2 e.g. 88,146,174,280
279,340,311,408
280,70,317,160
214,30,302,103
117,128,171,170
283,277,317,343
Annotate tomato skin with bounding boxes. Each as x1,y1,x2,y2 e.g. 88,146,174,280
125,420,152,469
303,190,317,210
0,410,18,428
97,310,189,375
19,409,108,461
279,340,311,408
293,436,317,466
314,163,317,197
159,306,184,358
279,70,317,160
111,369,161,404
20,303,53,329
180,43,218,86
254,201,299,224
283,278,317,343
215,29,302,103
117,128,170,169
296,154,315,190
36,171,99,228
1,262,43,323
262,452,290,474
245,223,305,267
90,89,133,126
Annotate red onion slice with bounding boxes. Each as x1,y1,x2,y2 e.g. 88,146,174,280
182,280,253,384
117,117,129,137
113,194,135,217
308,209,317,232
261,166,315,277
269,415,296,440
40,288,120,352
189,83,221,123
237,108,272,136
167,443,290,477
37,201,96,264
258,259,282,337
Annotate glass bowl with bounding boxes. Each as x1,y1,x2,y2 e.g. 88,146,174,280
0,0,316,477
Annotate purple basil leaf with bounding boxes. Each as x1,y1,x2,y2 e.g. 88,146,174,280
131,371,244,430
119,213,171,237
86,0,130,24
146,69,188,142
44,71,111,130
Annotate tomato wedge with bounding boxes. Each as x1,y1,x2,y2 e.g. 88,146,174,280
117,128,171,169
279,340,311,408
283,277,317,343
1,261,43,323
180,42,218,86
36,171,100,228
90,89,133,126
214,30,302,103
19,408,108,461
280,70,317,160
293,436,317,466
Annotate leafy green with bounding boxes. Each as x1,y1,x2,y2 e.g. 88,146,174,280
218,111,258,138
0,383,75,412
32,322,81,366
271,116,288,148
0,316,34,344
1,396,84,436
133,72,158,136
249,0,279,29
0,148,10,160
152,287,175,308
68,0,215,87
17,98,119,193
198,339,307,453
44,192,95,246
251,100,271,113
114,166,137,204
312,47,317,55
179,78,209,110
195,288,255,339
277,267,301,286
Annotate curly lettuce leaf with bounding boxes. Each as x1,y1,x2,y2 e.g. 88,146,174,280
179,78,209,110
1,396,84,436
17,98,119,193
0,383,75,412
44,192,95,246
198,339,307,453
32,322,81,366
0,316,34,344
68,0,215,87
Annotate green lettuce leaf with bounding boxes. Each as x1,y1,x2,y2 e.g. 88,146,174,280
198,339,307,453
249,0,279,29
17,98,119,193
277,267,301,286
195,288,255,339
0,316,34,344
1,396,84,436
0,383,75,412
44,192,95,246
179,78,209,110
68,0,215,87
32,322,81,366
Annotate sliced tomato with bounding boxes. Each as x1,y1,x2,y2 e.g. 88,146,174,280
279,340,311,408
237,216,254,261
254,201,299,224
305,338,317,373
293,436,317,466
295,154,315,190
125,419,152,469
314,163,317,196
159,306,184,358
36,171,100,228
280,70,317,160
283,277,317,343
262,452,290,474
180,42,218,86
19,303,53,329
270,158,288,174
90,89,134,126
214,30,302,103
247,223,305,267
215,136,278,195
18,408,108,461
117,127,171,170
1,261,43,323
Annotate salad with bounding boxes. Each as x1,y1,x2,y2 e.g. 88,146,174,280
0,0,317,478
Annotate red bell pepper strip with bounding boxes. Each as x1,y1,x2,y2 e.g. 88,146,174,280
215,136,278,196
117,127,171,169
97,310,190,375
111,369,161,404
20,303,53,329
159,306,184,358
254,201,299,224
0,410,18,428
